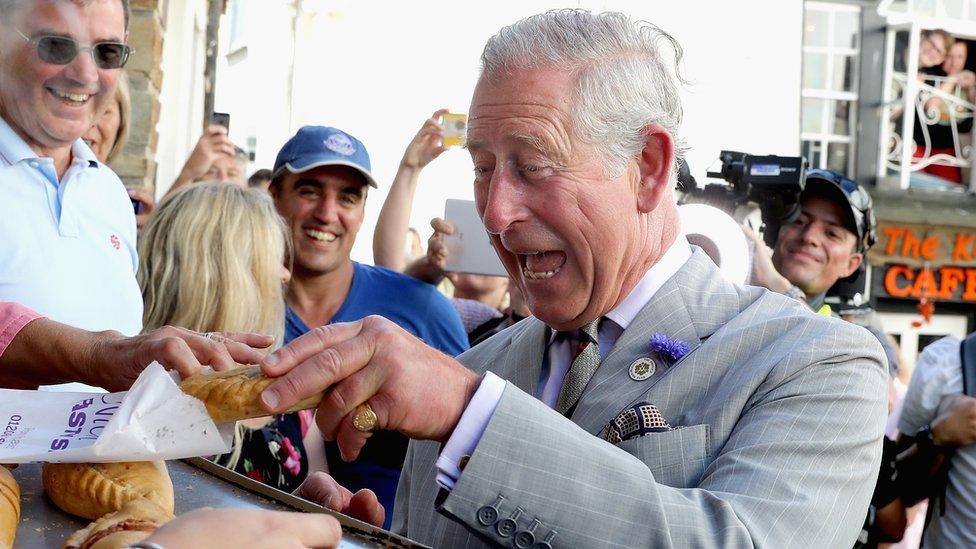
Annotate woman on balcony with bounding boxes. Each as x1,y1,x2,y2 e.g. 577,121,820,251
913,31,976,184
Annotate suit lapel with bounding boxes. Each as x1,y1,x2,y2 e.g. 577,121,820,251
569,250,737,435
499,317,549,398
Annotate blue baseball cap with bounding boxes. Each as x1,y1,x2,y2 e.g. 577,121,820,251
272,126,377,188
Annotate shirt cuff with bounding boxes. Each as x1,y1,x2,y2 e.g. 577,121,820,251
435,371,506,490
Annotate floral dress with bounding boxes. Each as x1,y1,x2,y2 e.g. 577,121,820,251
212,410,312,493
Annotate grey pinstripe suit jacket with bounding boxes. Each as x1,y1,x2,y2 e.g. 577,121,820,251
392,249,888,548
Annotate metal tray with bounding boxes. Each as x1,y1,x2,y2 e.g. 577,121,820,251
11,458,427,548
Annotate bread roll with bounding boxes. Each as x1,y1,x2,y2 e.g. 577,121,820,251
63,498,173,549
0,465,18,549
179,365,322,423
42,461,174,520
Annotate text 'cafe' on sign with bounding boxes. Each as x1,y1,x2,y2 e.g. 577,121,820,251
870,222,976,303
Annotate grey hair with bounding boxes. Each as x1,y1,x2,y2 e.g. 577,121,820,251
0,0,131,30
480,9,688,180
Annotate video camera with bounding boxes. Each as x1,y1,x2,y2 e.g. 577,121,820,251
678,151,808,248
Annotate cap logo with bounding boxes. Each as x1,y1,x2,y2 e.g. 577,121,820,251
323,133,355,156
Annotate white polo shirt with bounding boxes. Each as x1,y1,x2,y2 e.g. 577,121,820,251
0,116,142,336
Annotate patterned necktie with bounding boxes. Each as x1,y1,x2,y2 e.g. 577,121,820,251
555,317,602,415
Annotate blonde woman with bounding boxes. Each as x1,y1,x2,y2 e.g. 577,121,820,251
139,183,287,345
84,71,130,166
138,183,314,491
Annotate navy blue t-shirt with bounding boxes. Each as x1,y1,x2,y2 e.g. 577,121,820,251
284,262,468,526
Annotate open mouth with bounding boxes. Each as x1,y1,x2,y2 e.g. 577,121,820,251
519,250,566,280
48,87,92,106
305,228,337,243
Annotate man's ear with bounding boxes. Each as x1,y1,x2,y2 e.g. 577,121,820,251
843,252,864,278
635,124,675,214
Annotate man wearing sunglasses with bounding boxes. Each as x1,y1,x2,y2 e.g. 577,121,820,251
0,0,143,342
749,169,877,315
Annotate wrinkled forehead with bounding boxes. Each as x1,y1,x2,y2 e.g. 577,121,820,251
5,0,126,41
467,69,578,152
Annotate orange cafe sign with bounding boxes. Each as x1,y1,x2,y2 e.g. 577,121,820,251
871,222,976,303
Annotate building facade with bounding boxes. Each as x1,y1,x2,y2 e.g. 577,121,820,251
804,0,976,368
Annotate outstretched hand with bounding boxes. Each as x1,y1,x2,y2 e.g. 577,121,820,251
400,108,450,170
295,472,385,527
426,217,456,272
87,327,273,391
259,316,481,461
178,125,236,183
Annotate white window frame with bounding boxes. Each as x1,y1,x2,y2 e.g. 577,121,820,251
801,1,862,173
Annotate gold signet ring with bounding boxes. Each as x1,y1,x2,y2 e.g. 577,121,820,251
353,403,378,432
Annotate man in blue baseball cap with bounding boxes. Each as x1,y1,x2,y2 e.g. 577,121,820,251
265,126,468,526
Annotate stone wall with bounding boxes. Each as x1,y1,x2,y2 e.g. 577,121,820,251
115,0,165,192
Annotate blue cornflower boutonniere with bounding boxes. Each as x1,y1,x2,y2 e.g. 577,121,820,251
630,333,691,381
648,333,690,364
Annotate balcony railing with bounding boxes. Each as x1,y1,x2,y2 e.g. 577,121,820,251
884,71,976,191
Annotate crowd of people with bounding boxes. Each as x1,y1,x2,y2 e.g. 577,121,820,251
0,1,974,547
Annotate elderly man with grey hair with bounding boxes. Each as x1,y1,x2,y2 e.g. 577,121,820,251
258,9,888,548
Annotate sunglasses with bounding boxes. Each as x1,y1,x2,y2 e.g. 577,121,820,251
16,29,131,69
807,169,877,249
808,169,870,210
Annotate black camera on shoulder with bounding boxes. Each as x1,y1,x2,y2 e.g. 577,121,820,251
678,151,808,248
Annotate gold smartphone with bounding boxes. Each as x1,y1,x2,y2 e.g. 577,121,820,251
442,113,467,147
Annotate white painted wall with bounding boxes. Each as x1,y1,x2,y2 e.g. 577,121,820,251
211,0,803,264
212,0,300,174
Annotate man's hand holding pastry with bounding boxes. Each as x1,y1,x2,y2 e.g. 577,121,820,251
85,326,273,391
259,315,481,461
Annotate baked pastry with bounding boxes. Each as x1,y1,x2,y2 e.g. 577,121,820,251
0,465,18,549
179,365,323,423
63,498,173,549
42,461,174,520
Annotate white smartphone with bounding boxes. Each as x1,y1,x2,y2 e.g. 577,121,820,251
443,199,508,277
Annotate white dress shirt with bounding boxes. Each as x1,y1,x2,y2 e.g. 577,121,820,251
437,237,692,489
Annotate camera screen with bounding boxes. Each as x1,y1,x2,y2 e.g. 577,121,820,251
750,163,782,176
